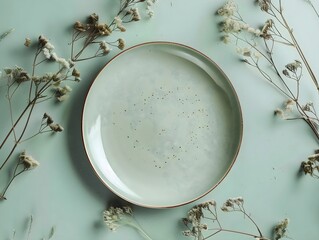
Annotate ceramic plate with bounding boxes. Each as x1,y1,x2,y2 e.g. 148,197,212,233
82,42,242,208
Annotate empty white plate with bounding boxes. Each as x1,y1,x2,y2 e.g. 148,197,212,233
82,42,242,208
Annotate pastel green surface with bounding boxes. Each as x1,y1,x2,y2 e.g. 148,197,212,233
0,0,318,240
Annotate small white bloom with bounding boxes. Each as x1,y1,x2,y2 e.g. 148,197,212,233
114,16,126,32
114,16,122,25
284,99,294,112
49,123,64,132
55,85,72,102
237,47,251,57
302,102,313,111
253,51,261,60
274,108,285,118
42,48,51,59
308,153,319,161
51,52,58,61
247,27,261,36
20,151,40,169
44,42,55,51
221,35,230,44
217,0,237,17
56,57,70,69
146,0,156,17
130,8,140,21
147,6,154,18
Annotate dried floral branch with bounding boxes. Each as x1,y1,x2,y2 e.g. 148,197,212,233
0,151,39,200
103,205,152,240
0,0,157,200
301,149,319,178
0,35,73,200
71,0,156,62
182,198,289,240
217,0,319,177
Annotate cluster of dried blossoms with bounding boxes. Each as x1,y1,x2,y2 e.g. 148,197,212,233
71,0,156,61
103,205,152,240
103,199,289,240
0,0,157,200
301,150,319,178
217,0,319,178
182,198,288,240
0,35,75,200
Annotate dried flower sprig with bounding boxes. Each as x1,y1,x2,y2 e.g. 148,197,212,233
217,0,319,176
71,0,156,62
300,149,319,178
0,151,39,200
103,205,152,240
0,0,156,200
182,198,288,240
0,35,75,200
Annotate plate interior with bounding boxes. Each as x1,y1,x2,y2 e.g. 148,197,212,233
82,42,242,208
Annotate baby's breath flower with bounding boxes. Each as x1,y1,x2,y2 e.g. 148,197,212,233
282,69,290,77
146,0,156,18
100,41,111,55
43,112,54,125
20,151,40,169
274,218,289,240
103,206,132,231
237,47,251,57
42,48,52,59
221,34,231,44
97,24,112,36
258,0,271,12
103,206,152,239
130,8,141,21
261,19,273,39
274,108,285,118
285,60,302,72
221,197,244,212
118,38,125,50
88,13,99,24
217,0,237,16
38,35,48,46
49,123,64,132
72,68,80,78
5,66,30,83
56,57,70,70
54,85,72,102
24,38,31,47
74,21,87,32
114,16,126,32
284,99,294,112
44,42,55,51
302,102,313,111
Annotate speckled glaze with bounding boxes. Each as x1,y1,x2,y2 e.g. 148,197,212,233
82,42,243,208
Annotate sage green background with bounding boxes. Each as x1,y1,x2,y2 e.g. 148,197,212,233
0,0,318,239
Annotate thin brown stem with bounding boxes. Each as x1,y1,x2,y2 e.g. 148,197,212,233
278,2,319,91
0,98,36,170
0,162,26,200
205,228,270,240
